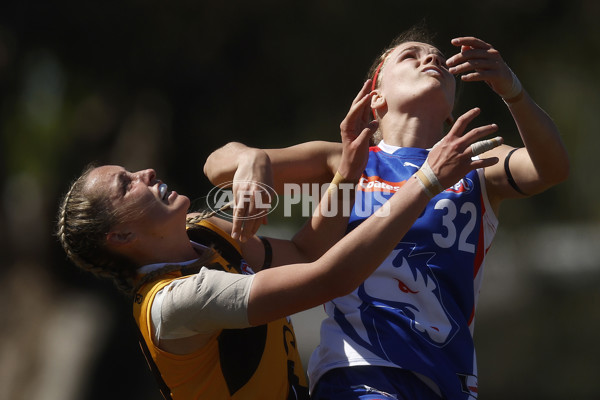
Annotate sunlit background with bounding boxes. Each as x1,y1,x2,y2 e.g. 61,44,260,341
0,1,598,399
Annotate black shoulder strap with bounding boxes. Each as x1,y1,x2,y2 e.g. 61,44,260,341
258,236,272,269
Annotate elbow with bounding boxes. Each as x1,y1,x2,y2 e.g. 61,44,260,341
203,142,241,183
202,159,212,181
203,151,220,182
535,147,570,188
203,159,221,184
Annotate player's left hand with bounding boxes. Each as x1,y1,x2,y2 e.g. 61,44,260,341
446,36,520,100
337,79,378,182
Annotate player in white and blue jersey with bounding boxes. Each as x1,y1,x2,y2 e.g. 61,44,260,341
204,27,569,399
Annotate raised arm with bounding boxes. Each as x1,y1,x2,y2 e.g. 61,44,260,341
204,141,342,193
247,108,502,325
286,80,378,262
211,80,378,266
447,37,569,210
206,140,343,241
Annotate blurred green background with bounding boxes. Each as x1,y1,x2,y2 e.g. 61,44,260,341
0,0,598,399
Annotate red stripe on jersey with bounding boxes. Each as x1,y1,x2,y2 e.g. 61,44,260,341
469,192,488,327
473,192,488,279
467,308,475,327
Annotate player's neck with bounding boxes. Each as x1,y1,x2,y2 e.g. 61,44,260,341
380,111,444,148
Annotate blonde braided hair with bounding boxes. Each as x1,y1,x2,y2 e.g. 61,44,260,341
56,164,138,295
185,201,233,228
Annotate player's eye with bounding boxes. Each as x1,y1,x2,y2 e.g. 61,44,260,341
120,174,132,195
400,52,416,60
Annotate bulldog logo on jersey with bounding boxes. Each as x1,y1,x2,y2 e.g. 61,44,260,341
362,247,458,345
334,243,459,361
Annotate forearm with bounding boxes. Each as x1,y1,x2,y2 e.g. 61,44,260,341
264,141,340,190
282,107,375,263
248,178,429,325
289,177,356,262
505,92,570,188
316,178,429,291
247,106,502,325
204,141,340,189
447,36,569,193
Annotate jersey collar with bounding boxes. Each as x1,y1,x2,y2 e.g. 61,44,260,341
136,241,209,275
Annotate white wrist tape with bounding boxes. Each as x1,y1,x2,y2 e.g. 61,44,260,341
502,68,523,102
414,160,444,198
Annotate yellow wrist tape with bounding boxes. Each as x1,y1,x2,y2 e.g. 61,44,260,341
327,171,348,194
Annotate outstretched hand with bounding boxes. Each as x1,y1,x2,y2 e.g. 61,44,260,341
426,107,502,190
337,80,379,182
446,37,522,100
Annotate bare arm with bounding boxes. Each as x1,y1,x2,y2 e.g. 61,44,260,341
203,142,342,240
247,108,502,325
447,37,569,211
490,93,569,197
204,141,342,192
209,80,378,266
287,80,378,262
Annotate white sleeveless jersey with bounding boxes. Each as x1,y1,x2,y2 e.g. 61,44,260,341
308,144,498,399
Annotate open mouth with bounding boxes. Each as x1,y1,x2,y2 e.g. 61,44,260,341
158,183,169,202
423,66,442,76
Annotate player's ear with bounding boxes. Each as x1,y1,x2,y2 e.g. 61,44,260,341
371,90,386,118
371,90,385,109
